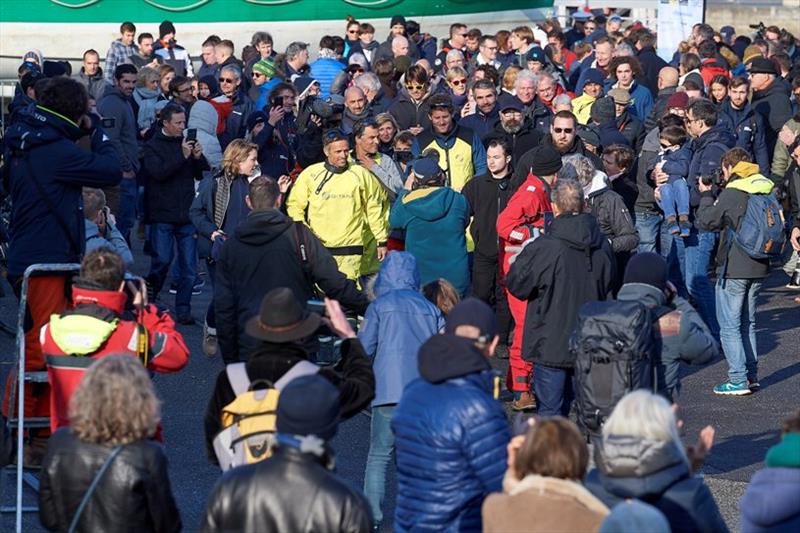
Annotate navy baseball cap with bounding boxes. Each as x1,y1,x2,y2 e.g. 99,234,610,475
445,298,497,342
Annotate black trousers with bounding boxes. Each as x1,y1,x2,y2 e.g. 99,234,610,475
471,252,512,342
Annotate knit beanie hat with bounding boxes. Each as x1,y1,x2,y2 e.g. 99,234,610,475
590,96,616,124
276,374,340,440
666,91,689,110
623,252,668,292
390,15,407,29
253,58,277,78
742,44,762,65
159,20,176,39
528,145,563,176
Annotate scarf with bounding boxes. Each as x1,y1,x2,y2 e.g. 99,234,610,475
214,172,235,229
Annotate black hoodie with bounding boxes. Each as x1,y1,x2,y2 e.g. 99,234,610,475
215,208,368,363
506,213,615,367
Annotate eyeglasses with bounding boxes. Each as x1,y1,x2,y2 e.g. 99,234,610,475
406,84,426,91
252,72,265,78
348,30,359,35
553,127,573,134
449,78,467,86
483,46,498,51
459,33,468,37
218,77,236,84
176,86,193,93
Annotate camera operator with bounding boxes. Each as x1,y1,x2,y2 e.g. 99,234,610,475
142,103,208,325
82,187,134,268
696,148,774,396
215,176,367,364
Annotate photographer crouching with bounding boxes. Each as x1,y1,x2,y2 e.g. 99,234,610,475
696,148,785,396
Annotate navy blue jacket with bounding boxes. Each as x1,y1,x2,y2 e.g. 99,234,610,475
3,105,121,277
659,143,692,185
253,115,297,179
718,99,770,175
687,125,736,208
357,251,444,406
459,105,500,139
189,172,250,259
392,333,509,532
586,436,728,533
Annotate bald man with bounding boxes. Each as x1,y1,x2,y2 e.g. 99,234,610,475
392,35,410,58
342,86,373,134
645,66,680,130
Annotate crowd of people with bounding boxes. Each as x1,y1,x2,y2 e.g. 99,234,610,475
2,6,800,532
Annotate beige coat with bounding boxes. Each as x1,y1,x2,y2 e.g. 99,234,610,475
482,473,609,533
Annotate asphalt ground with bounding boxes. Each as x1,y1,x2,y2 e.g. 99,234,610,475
1,238,798,532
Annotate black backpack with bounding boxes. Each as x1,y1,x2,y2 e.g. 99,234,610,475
569,299,670,439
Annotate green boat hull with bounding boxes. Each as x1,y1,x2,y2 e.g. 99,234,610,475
0,0,551,23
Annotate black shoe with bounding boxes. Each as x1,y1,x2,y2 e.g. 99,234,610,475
170,283,202,296
787,270,800,289
176,314,196,326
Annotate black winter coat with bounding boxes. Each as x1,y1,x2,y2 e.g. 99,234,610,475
586,188,639,253
610,171,640,216
506,213,615,367
388,88,433,131
204,340,375,461
39,429,181,533
202,446,372,533
484,119,542,168
540,134,603,169
645,86,677,131
751,79,793,156
142,130,208,224
214,208,368,362
636,47,668,98
462,171,516,259
617,111,645,152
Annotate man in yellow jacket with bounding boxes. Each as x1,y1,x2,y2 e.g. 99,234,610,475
287,130,388,282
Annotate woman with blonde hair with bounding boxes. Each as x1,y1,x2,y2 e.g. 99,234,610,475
374,112,399,156
39,355,181,532
190,139,260,356
133,66,162,131
445,66,469,113
483,417,609,532
585,390,727,533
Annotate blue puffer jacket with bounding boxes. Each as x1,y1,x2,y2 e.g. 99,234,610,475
389,187,470,296
586,436,729,533
309,57,345,99
741,467,800,532
358,252,444,406
392,333,509,532
3,105,121,277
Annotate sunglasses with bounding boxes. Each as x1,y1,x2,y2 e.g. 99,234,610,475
406,84,426,91
348,30,359,35
348,67,365,73
218,77,236,84
553,127,573,134
449,78,467,86
459,33,468,37
252,72,265,78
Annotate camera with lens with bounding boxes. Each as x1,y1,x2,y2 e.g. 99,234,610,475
700,167,724,188
310,95,345,120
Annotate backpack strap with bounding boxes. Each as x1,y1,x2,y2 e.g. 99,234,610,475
225,362,250,396
275,360,320,390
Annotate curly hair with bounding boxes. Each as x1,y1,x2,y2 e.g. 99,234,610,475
222,139,258,177
70,355,160,446
607,55,644,82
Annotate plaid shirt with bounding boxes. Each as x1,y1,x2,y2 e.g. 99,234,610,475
105,39,138,82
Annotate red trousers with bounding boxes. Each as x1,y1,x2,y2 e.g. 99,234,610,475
506,291,533,393
2,276,69,425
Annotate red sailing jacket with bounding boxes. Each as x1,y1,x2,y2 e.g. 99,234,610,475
496,174,553,276
41,285,190,431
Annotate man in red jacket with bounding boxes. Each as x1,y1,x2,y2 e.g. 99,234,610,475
496,145,560,411
41,248,190,431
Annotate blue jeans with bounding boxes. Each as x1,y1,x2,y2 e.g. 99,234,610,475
716,278,761,384
662,227,719,336
116,177,138,244
149,222,196,317
657,179,690,218
533,366,575,417
634,211,662,253
364,405,396,525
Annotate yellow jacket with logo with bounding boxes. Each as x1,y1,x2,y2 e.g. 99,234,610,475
413,125,487,192
286,162,388,255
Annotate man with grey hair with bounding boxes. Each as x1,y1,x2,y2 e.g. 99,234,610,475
82,187,134,267
218,64,254,149
506,178,615,417
354,72,390,113
514,69,538,117
444,49,466,71
392,35,410,58
284,41,310,78
552,94,572,113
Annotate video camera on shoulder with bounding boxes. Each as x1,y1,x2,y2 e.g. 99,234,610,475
701,167,724,188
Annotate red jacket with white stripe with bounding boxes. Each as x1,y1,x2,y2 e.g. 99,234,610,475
496,173,553,276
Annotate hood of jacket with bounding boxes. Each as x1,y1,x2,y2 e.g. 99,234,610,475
725,167,774,194
642,126,661,154
373,251,420,297
504,474,610,516
4,104,85,150
616,283,668,308
187,100,219,136
549,212,607,251
596,435,691,498
417,333,492,384
585,170,610,197
766,433,800,468
741,467,800,528
70,284,128,314
401,186,457,221
78,67,104,82
235,208,293,246
102,84,129,103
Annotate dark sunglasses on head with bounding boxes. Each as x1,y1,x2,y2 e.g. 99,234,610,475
553,127,573,134
406,83,426,91
449,78,467,86
218,77,235,84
